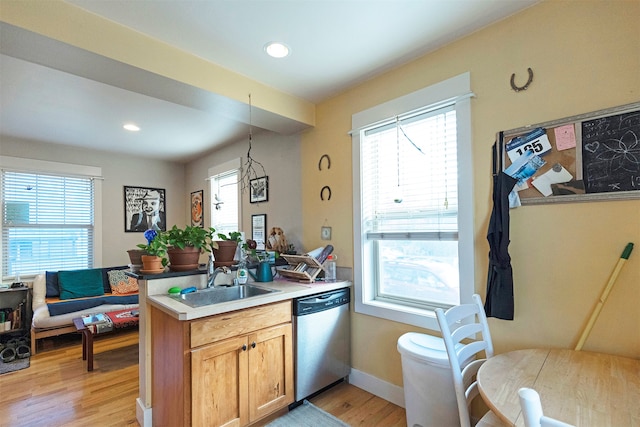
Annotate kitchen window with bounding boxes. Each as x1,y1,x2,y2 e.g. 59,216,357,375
208,158,241,236
1,157,102,281
351,73,474,331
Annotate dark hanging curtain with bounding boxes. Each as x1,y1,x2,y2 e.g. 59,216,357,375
485,134,518,320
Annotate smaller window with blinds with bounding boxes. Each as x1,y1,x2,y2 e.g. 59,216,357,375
1,171,94,280
210,169,240,236
361,104,460,309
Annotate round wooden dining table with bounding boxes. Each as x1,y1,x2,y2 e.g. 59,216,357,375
477,348,640,427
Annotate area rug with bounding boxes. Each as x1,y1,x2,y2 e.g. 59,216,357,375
266,400,349,427
0,357,30,375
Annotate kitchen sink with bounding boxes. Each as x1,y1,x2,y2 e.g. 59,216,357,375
171,284,280,308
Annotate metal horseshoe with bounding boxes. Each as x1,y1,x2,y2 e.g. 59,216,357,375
320,186,332,201
510,68,534,92
318,154,331,171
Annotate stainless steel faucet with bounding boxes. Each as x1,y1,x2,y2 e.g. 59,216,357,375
207,255,229,288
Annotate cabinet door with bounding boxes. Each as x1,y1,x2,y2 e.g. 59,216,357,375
248,323,294,421
191,335,249,427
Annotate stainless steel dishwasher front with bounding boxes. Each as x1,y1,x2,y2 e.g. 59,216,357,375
293,287,351,403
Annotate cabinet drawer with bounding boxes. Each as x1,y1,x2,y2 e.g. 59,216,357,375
190,301,291,348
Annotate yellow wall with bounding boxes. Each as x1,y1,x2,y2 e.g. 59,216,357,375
301,0,640,387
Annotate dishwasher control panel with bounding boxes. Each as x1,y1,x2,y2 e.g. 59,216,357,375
293,288,350,316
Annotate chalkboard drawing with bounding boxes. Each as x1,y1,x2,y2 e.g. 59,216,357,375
582,111,640,193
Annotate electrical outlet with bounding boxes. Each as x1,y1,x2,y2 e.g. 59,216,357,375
321,226,332,240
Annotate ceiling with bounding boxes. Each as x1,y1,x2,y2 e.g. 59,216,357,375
0,0,538,163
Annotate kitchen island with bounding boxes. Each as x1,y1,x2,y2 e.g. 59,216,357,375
132,267,350,427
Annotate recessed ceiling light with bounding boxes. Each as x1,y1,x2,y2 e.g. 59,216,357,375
123,123,140,132
265,42,290,58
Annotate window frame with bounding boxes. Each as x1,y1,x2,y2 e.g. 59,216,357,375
0,156,102,281
351,73,475,331
208,158,242,236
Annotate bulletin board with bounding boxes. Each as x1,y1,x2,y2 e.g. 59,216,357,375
500,101,640,205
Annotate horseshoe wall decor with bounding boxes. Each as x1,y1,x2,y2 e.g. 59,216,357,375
510,68,534,92
320,185,332,201
318,154,331,170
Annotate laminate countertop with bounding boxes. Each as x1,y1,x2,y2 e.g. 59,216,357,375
147,279,352,321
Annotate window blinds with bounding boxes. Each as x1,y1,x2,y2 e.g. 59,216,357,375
210,170,239,236
361,104,458,240
1,171,94,279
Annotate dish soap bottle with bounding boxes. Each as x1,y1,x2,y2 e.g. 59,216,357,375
236,256,248,285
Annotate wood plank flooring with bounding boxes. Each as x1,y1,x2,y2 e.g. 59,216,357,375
0,331,406,427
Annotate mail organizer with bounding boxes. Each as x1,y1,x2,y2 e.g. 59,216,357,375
276,254,324,283
500,101,640,204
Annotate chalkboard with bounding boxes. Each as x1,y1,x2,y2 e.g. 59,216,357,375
582,111,640,193
500,102,640,204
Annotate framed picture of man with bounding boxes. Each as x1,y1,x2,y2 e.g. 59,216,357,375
191,190,204,227
124,186,167,232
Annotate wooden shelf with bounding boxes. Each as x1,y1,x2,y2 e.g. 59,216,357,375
276,254,324,283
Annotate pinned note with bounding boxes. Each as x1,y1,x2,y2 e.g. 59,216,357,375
532,163,573,196
554,124,577,151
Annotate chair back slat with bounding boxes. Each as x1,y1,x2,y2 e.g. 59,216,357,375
435,294,496,427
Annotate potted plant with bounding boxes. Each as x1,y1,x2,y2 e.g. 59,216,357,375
137,229,168,273
212,231,242,267
164,225,215,271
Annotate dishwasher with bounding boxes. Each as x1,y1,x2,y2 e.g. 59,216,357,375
293,287,351,403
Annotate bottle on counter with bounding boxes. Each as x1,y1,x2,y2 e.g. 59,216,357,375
236,257,248,285
324,254,337,282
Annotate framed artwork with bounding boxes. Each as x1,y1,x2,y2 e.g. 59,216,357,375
252,214,267,250
191,190,204,227
250,176,269,203
124,186,166,232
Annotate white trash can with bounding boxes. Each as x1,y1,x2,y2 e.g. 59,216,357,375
397,332,461,427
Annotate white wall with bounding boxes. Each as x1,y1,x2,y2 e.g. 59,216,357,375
185,130,304,253
0,136,185,267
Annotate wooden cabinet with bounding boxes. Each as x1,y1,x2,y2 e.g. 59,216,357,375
151,301,294,427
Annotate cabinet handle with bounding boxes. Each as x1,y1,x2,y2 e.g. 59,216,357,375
251,342,256,349
242,344,247,351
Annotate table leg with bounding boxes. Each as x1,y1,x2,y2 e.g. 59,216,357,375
85,330,94,372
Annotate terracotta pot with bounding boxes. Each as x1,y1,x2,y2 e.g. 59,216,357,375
212,241,238,267
127,249,148,266
141,255,164,273
167,246,201,272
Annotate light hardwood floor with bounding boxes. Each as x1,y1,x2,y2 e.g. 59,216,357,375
0,330,406,427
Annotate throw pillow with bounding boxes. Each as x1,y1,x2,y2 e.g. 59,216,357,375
45,271,60,298
58,269,104,300
107,270,139,295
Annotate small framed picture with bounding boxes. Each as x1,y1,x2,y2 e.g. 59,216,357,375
191,190,204,228
250,176,269,203
252,214,267,250
124,186,166,232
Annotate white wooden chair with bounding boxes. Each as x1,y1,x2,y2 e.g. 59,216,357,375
518,388,575,427
435,294,507,427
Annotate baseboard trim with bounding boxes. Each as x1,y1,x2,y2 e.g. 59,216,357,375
136,398,152,427
348,368,405,408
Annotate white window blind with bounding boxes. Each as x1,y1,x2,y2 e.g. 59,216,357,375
1,171,94,280
362,105,458,240
210,170,239,236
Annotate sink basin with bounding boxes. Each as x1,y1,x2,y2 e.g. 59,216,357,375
171,284,280,308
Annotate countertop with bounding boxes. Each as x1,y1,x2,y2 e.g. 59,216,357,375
147,279,352,321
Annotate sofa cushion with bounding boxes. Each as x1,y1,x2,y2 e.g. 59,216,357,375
45,271,60,298
107,270,139,295
101,266,128,294
58,269,104,300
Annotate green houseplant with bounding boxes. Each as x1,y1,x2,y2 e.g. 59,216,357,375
164,225,216,271
212,231,242,266
137,229,168,272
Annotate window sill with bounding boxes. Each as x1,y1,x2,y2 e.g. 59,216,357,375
354,297,440,332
